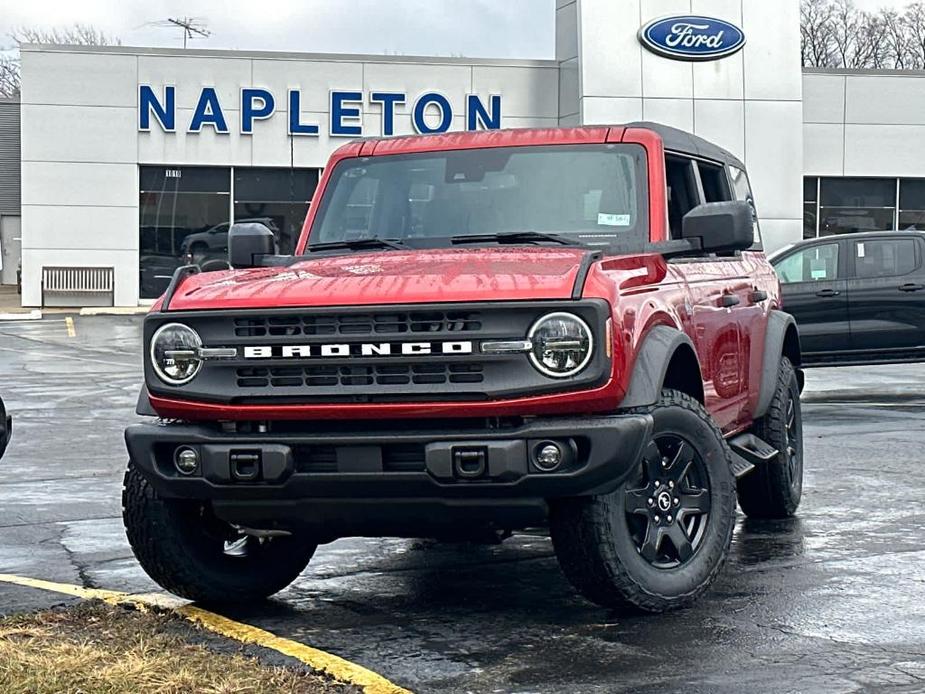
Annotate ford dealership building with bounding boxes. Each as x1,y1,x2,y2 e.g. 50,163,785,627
2,0,923,306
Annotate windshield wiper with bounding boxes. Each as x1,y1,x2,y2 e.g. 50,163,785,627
450,231,582,247
306,238,409,253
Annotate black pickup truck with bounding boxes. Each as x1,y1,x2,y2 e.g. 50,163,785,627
770,230,925,366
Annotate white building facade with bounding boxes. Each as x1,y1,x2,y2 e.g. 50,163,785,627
14,0,825,307
802,68,925,239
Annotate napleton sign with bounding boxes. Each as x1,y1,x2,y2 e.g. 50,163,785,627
138,86,504,136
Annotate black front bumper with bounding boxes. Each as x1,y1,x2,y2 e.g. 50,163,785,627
125,414,651,537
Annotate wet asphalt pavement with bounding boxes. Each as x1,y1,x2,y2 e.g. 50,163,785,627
0,315,923,693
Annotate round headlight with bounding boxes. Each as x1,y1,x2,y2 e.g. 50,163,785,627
527,312,594,378
151,323,203,385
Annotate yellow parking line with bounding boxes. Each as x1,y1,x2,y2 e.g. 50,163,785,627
0,573,411,694
65,316,76,337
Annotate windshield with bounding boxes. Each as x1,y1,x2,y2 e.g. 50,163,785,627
307,144,648,251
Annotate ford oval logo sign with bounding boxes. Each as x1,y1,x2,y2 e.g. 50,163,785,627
638,15,746,62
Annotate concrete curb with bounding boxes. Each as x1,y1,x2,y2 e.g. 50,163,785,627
79,307,150,316
0,310,42,321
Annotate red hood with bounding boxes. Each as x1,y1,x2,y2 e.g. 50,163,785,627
165,247,591,311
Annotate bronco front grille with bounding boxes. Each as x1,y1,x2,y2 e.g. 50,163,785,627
233,310,482,337
236,363,484,389
144,301,610,404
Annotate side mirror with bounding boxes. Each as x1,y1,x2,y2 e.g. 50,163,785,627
681,201,754,254
228,222,277,268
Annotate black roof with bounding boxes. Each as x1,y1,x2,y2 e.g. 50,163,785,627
627,121,745,170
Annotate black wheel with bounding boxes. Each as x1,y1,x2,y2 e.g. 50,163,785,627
122,461,317,603
550,389,736,613
738,357,803,518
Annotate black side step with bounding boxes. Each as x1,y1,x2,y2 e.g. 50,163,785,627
727,433,779,479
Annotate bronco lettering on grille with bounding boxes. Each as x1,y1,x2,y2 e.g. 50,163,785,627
242,341,474,359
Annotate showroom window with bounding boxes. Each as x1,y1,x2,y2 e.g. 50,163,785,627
139,166,230,300
139,166,319,300
818,177,896,236
234,168,319,255
804,177,818,239
899,179,925,231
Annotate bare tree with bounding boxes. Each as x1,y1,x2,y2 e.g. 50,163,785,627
0,55,19,98
802,0,838,67
854,11,889,68
829,0,863,68
879,10,911,69
802,0,925,69
0,24,121,98
905,2,925,68
9,24,121,48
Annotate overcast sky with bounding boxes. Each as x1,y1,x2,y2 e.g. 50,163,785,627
0,0,916,60
0,0,555,59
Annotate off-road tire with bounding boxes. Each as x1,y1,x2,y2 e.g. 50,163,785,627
549,389,737,613
122,461,317,603
737,356,803,519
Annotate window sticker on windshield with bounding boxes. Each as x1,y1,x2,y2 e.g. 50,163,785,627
857,243,865,258
598,213,631,227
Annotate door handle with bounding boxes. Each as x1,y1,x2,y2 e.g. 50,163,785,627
720,294,741,308
899,282,925,292
815,289,840,297
749,289,768,303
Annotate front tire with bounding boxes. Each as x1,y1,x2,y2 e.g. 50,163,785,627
737,356,803,518
122,462,317,603
550,390,736,613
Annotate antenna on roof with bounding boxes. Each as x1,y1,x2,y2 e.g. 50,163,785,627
152,17,211,49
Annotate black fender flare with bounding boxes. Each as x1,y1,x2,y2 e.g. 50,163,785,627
620,325,699,409
754,310,801,420
136,385,158,417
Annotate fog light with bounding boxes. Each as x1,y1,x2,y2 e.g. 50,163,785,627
534,442,563,472
174,447,199,475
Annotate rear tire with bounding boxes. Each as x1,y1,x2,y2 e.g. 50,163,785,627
550,389,736,613
122,461,317,603
737,357,803,519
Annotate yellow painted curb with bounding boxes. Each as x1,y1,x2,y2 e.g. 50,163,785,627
0,573,411,694
177,604,411,694
0,574,126,603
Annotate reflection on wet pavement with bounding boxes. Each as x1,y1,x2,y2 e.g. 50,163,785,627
0,316,923,693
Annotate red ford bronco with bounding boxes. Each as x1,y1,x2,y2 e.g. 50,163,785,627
124,123,804,613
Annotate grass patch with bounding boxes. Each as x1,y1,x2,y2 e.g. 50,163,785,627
0,600,353,693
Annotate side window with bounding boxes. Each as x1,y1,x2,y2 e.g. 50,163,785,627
774,243,839,283
665,155,700,239
728,165,762,248
698,162,732,203
853,238,918,279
